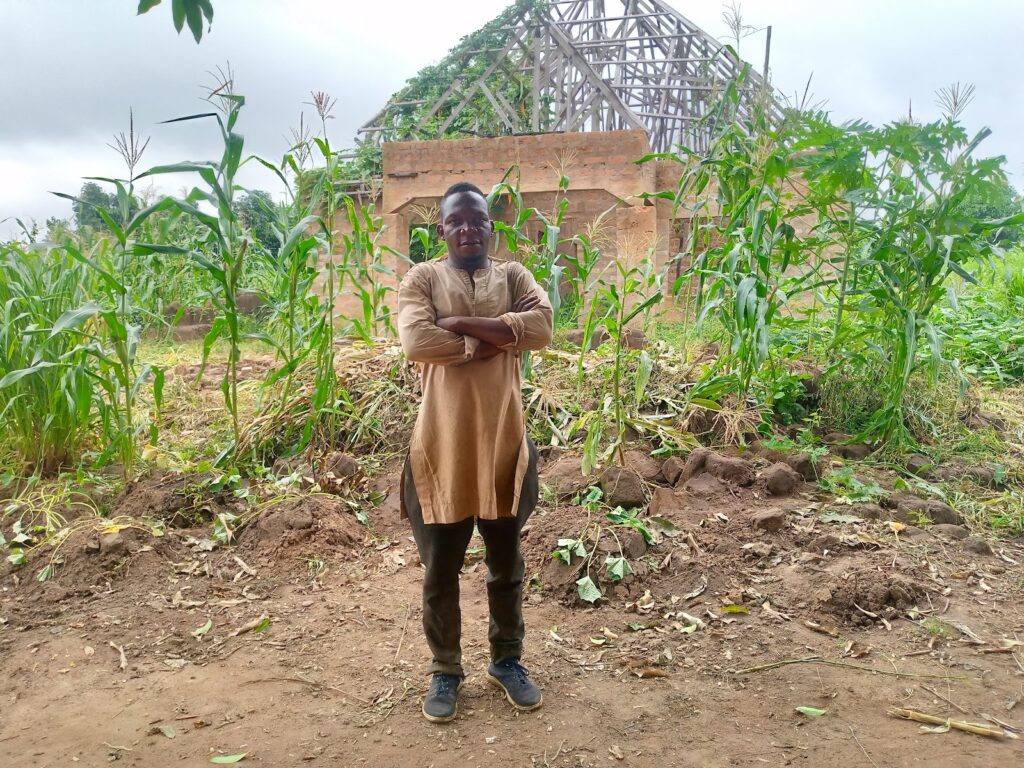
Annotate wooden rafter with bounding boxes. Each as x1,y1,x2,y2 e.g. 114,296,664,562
357,0,777,154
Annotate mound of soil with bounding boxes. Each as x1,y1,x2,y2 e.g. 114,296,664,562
817,569,923,625
238,495,365,555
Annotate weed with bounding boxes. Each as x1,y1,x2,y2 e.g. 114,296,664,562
819,467,887,504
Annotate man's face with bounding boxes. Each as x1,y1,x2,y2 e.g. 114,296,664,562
438,191,493,261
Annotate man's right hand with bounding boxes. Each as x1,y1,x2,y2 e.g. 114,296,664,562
472,342,505,361
513,293,542,313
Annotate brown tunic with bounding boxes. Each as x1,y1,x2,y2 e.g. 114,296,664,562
397,258,553,525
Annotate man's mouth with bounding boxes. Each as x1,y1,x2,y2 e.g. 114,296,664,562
460,240,481,248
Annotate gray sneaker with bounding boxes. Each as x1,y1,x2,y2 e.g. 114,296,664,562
422,673,461,723
486,659,543,711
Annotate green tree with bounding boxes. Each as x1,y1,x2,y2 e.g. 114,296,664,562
73,182,117,232
956,175,1021,242
234,190,282,255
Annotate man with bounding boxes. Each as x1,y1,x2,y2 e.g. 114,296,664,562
397,181,554,723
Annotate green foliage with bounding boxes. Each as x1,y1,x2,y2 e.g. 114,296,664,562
137,80,252,463
234,190,282,255
138,0,214,44
0,243,95,473
818,467,887,504
955,175,1021,242
72,182,117,232
799,111,1019,449
370,0,547,141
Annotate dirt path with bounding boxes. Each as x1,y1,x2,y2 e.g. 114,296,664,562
2,467,1023,767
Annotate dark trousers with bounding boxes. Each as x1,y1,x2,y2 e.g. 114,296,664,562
403,440,539,677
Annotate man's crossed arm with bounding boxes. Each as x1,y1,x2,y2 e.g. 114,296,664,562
435,293,542,360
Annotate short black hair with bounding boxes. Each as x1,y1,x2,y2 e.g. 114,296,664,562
441,181,486,205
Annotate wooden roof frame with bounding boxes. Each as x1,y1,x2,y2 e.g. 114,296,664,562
358,0,777,154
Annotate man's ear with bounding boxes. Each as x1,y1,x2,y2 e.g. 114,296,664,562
437,223,445,239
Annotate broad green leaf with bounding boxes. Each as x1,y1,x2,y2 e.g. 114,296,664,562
576,576,602,604
50,304,103,338
605,556,633,582
0,362,59,389
210,755,247,764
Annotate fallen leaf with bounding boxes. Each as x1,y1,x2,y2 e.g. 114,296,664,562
796,706,826,718
633,667,669,679
920,723,951,734
843,640,871,658
609,745,625,760
721,604,749,615
210,755,247,764
192,619,213,639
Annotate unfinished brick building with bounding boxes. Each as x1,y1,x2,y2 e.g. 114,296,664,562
337,0,776,305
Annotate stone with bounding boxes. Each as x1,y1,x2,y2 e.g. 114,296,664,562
704,453,755,487
808,533,841,554
785,452,820,482
597,528,647,560
83,539,101,555
893,493,963,526
905,454,933,478
930,524,969,540
622,328,647,350
679,447,710,483
100,532,127,558
236,290,264,315
541,455,592,500
963,536,994,556
273,456,311,478
565,328,609,351
824,432,874,460
600,467,647,509
648,486,687,519
751,509,787,533
624,449,661,482
742,542,774,560
660,456,686,486
318,452,361,480
761,462,801,497
934,463,1002,489
848,502,886,521
901,525,931,540
683,473,726,498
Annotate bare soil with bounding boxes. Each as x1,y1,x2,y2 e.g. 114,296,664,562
2,454,1023,767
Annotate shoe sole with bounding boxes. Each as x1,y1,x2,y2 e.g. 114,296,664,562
421,705,457,724
486,673,543,712
422,680,461,724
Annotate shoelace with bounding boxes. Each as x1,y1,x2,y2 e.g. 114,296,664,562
500,660,531,685
433,675,457,695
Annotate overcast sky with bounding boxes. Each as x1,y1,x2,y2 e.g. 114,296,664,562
2,0,1022,236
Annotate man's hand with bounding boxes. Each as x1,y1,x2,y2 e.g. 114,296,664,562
513,293,541,313
472,342,505,361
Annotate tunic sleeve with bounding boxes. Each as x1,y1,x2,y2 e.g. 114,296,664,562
498,263,554,353
398,265,475,366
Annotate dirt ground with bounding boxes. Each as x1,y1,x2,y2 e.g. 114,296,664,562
2,450,1023,767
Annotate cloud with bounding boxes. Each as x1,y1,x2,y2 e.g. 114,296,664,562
3,0,1021,231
